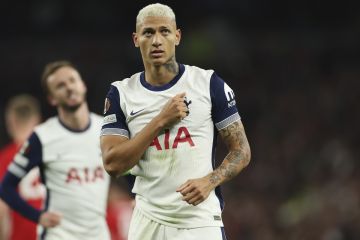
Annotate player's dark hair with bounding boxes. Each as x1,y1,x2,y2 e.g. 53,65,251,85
41,60,76,95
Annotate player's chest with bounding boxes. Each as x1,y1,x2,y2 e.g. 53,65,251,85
125,90,212,133
42,133,102,165
43,147,105,184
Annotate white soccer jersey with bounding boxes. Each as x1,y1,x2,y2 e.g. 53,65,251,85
1,113,110,240
101,64,240,228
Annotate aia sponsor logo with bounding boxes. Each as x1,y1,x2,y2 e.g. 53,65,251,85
66,166,105,184
150,127,195,150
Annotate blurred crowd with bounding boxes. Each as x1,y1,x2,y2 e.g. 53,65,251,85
219,31,360,239
0,1,359,239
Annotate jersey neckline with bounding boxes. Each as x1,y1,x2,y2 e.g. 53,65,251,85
139,63,185,91
57,116,91,133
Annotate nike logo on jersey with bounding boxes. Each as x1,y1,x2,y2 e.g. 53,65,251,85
130,109,145,116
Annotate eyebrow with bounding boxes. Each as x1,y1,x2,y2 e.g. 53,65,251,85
142,24,172,30
142,27,155,32
159,26,170,30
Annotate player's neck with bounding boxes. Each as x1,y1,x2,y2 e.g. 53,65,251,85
58,103,90,131
144,60,179,86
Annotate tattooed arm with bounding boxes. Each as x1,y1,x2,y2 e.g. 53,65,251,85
210,120,251,186
177,120,251,206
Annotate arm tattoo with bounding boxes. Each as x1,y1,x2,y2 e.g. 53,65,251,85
210,121,250,186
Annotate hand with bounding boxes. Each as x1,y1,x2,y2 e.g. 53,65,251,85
39,211,62,228
157,93,188,128
176,177,214,206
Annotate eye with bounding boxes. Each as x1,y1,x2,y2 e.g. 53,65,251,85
56,82,65,90
161,29,170,34
142,29,153,37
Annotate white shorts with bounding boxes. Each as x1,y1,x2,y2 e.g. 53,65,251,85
128,207,227,240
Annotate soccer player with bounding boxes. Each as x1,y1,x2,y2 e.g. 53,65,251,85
0,61,110,240
100,3,251,240
0,94,43,240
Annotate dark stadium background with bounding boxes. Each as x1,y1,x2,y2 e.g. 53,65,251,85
0,0,359,239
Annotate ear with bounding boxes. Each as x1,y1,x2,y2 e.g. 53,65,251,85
133,32,139,48
175,29,181,46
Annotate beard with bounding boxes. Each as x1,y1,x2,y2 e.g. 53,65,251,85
59,92,86,113
61,102,83,112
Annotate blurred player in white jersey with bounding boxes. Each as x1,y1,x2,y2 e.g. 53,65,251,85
0,61,110,240
100,3,251,240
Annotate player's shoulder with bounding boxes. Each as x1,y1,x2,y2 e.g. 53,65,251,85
183,64,215,92
90,112,104,126
90,112,103,120
34,116,59,133
33,116,62,142
184,64,215,80
110,72,142,91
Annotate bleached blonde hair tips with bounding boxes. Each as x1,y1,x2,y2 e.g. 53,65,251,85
136,3,176,27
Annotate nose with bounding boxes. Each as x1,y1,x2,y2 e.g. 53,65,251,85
152,32,162,47
65,80,76,92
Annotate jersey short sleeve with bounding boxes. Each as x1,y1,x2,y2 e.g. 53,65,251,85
101,84,129,138
210,72,241,130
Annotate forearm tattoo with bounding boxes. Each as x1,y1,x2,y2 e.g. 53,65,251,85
209,121,250,186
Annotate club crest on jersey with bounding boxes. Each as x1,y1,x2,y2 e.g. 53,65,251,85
103,98,111,114
184,97,192,108
184,97,192,116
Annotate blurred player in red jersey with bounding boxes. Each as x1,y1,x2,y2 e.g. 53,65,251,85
0,94,43,240
106,179,134,240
